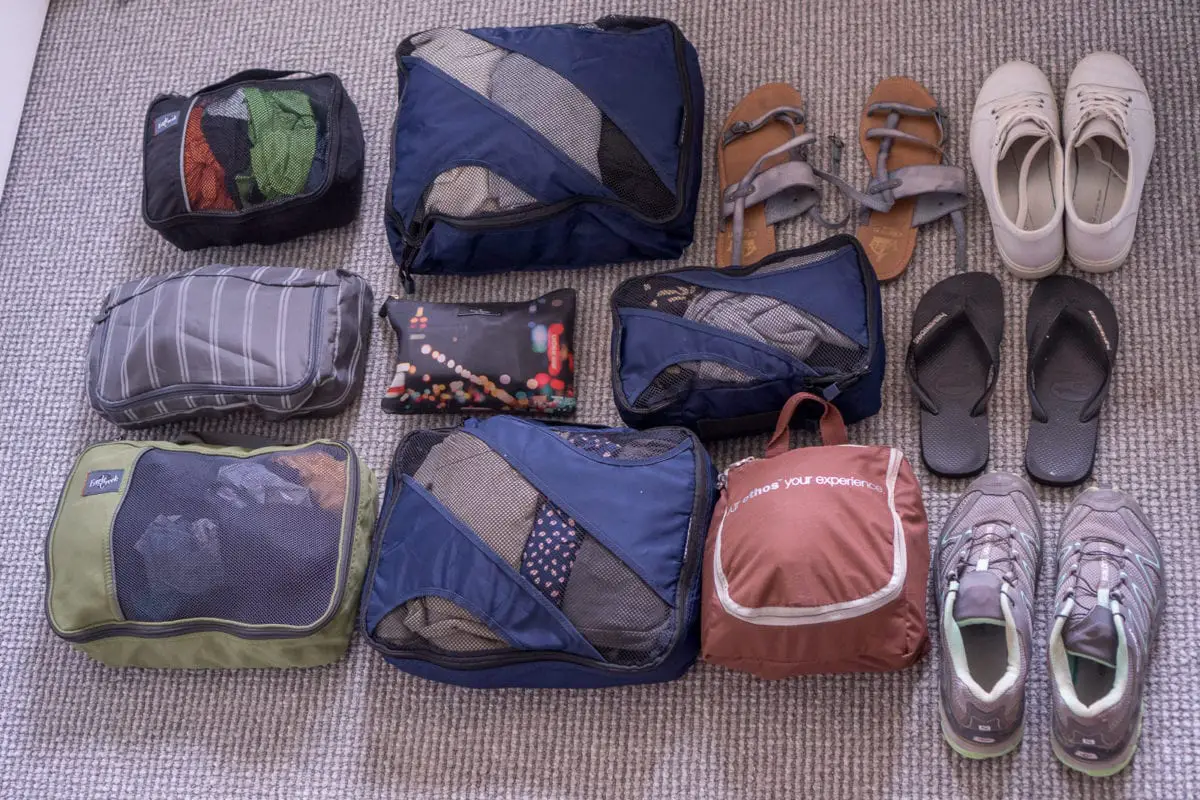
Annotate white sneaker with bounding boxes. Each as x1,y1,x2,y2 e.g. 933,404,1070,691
970,61,1065,279
1063,53,1155,273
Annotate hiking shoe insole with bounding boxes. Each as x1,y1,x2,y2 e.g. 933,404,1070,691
907,272,1003,478
1025,275,1119,486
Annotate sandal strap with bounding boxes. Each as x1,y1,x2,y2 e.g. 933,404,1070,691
723,133,815,266
721,106,806,146
1027,301,1116,423
722,132,866,265
864,126,946,153
722,158,821,221
866,102,948,142
906,303,999,416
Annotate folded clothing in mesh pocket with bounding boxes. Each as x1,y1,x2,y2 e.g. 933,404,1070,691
87,266,373,428
381,289,576,415
142,69,364,250
45,439,377,668
610,235,885,439
385,16,704,288
360,416,717,688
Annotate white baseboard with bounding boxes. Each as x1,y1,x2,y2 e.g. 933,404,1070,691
0,0,50,208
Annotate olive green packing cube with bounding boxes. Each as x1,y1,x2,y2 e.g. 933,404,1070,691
45,439,377,668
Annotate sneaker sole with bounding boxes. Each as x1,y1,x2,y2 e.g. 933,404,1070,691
939,703,1023,759
1051,703,1143,777
1068,238,1134,274
998,242,1064,280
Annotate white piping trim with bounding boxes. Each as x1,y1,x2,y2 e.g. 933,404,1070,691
179,96,198,213
713,447,908,626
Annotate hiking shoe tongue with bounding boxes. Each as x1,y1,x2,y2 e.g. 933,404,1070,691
953,570,1005,626
1077,116,1125,148
1064,604,1119,668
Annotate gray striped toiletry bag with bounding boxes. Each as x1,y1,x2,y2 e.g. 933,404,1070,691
87,266,373,428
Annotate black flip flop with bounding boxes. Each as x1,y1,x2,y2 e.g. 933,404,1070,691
906,272,1003,478
1025,275,1119,487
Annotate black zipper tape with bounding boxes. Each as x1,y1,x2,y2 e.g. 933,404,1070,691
143,74,347,228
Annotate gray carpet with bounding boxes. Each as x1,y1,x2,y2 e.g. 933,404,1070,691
1,0,1197,797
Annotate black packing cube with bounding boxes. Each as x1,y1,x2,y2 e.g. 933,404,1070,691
142,69,365,250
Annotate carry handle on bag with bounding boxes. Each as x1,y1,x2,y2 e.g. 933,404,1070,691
765,391,849,457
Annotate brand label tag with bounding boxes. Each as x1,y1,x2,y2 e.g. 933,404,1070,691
83,469,124,496
153,111,180,136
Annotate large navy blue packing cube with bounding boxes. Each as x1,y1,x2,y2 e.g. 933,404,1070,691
610,235,886,439
385,16,705,288
360,417,717,688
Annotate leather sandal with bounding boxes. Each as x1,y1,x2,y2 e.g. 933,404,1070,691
856,77,968,280
716,84,862,267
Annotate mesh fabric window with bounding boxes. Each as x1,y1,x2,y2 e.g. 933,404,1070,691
110,444,348,626
408,28,676,219
182,81,331,213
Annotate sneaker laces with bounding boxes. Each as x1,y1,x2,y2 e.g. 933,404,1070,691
1060,535,1142,621
993,93,1056,155
950,523,1024,588
1070,85,1133,144
1070,85,1133,185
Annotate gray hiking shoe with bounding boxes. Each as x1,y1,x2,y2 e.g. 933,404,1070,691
935,472,1044,758
1049,486,1164,777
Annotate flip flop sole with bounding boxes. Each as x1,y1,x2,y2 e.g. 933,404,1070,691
716,84,804,268
1025,327,1105,485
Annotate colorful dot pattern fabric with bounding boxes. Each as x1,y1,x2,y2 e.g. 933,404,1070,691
520,501,582,605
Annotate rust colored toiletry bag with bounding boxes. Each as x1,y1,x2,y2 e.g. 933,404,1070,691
701,392,930,678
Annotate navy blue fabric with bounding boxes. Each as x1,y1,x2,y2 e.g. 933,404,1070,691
388,62,607,225
385,17,704,278
611,237,885,435
465,416,697,605
470,22,684,190
360,417,714,689
617,309,818,403
400,201,695,278
363,477,603,660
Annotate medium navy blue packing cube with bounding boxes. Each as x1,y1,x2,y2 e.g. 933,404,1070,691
384,16,705,289
610,235,886,439
360,417,717,689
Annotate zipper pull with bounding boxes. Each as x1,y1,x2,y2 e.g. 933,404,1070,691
399,264,416,296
